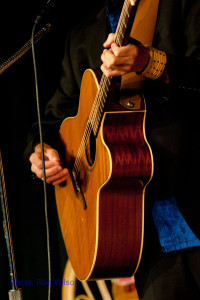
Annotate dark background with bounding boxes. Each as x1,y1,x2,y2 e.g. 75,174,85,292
0,0,103,299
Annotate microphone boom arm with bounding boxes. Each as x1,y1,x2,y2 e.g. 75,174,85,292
0,23,51,75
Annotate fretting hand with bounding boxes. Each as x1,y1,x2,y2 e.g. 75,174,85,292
101,33,150,77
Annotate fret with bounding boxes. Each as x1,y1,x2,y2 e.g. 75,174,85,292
115,0,134,46
73,0,139,174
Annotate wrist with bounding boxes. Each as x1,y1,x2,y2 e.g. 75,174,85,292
137,47,167,80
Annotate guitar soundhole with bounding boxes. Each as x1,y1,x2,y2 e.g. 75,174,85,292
85,122,96,167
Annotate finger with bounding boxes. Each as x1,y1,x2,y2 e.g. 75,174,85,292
101,47,136,71
46,168,69,185
110,43,146,69
37,159,62,170
35,143,61,163
30,153,61,172
110,44,139,68
51,175,68,186
103,33,115,48
44,148,61,162
111,43,138,57
101,64,126,77
101,49,149,76
31,162,63,179
111,43,150,73
101,48,114,62
101,49,118,69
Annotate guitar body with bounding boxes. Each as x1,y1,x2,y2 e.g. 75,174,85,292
55,69,153,281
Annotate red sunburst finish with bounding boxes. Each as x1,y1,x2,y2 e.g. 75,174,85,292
90,98,153,279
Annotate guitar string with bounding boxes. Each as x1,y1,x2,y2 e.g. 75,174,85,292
73,48,115,174
73,0,130,177
73,75,109,176
72,71,111,178
73,55,115,175
87,0,131,133
84,0,130,131
73,0,131,174
72,0,132,178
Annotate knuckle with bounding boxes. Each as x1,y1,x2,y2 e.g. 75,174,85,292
29,152,36,163
113,48,120,57
50,149,59,155
107,56,116,68
111,56,117,64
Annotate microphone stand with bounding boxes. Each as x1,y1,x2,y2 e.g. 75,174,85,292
0,23,51,300
0,150,23,300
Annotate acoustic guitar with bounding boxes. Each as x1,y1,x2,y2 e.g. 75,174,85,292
55,0,154,281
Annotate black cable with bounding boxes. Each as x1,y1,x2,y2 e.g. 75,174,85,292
31,22,51,300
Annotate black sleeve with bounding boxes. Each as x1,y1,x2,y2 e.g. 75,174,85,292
24,31,80,162
165,0,200,92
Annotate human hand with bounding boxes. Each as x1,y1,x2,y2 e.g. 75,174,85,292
29,143,69,185
101,33,150,77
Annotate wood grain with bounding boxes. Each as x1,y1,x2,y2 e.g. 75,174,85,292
55,69,153,280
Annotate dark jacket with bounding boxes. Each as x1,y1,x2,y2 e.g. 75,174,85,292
25,0,200,238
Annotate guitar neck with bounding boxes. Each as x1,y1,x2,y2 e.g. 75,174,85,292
73,0,140,174
114,0,140,46
90,0,140,135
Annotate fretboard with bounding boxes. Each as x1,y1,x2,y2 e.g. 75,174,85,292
74,0,140,175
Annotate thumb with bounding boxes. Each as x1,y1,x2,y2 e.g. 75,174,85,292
44,148,61,163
